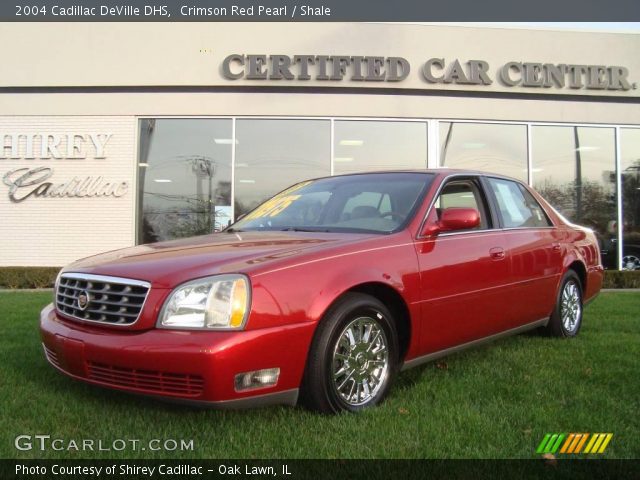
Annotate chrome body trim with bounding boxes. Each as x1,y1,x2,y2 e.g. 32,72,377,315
435,226,558,240
401,318,549,371
438,228,495,237
58,273,151,288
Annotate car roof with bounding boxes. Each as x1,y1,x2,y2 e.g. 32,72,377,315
312,168,525,185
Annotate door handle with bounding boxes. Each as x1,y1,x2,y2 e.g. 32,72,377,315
489,247,505,260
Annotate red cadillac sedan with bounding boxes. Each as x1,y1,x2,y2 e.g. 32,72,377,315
40,170,603,413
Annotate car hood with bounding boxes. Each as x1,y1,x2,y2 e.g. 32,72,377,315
64,230,374,288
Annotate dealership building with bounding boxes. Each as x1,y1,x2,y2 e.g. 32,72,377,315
0,23,639,269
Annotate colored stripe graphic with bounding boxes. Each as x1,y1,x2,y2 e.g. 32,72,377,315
537,433,565,454
539,433,613,454
597,434,613,453
568,433,583,453
584,433,614,454
545,434,558,453
536,434,551,454
584,434,598,453
549,434,565,453
598,433,613,453
574,433,589,453
560,434,575,454
592,434,606,452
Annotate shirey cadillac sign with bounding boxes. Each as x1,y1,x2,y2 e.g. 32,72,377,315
222,54,636,91
1,132,129,202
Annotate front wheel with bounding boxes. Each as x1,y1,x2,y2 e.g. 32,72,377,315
545,270,583,338
300,293,399,413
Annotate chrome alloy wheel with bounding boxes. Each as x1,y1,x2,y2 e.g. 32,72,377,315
561,280,582,334
331,315,389,407
622,254,640,271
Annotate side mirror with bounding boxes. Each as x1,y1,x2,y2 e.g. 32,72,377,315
420,207,481,237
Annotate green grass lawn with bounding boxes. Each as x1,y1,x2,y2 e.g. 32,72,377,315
0,291,638,459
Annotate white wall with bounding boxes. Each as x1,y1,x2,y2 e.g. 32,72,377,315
0,23,638,99
0,116,136,266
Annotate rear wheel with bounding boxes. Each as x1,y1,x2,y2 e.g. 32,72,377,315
545,270,583,338
301,293,399,413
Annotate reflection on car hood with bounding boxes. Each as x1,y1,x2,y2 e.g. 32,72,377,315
65,230,374,288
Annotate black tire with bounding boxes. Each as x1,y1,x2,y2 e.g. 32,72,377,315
545,270,583,338
300,292,399,413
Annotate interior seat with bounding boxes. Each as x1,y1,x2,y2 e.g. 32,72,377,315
350,206,381,219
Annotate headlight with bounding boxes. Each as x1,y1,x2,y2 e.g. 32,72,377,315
158,274,250,330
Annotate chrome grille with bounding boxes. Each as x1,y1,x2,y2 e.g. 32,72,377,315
56,273,150,326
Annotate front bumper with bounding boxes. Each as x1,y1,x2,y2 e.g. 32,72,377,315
39,304,315,408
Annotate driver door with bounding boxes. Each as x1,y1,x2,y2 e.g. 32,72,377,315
414,176,510,354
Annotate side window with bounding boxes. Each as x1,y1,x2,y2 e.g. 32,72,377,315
434,179,491,230
487,178,553,228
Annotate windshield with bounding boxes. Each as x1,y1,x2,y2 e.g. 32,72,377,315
229,172,433,234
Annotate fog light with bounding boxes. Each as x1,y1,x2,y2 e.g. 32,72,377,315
234,368,280,391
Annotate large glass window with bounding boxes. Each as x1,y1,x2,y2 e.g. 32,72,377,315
138,119,233,244
135,118,631,271
234,119,330,219
532,126,617,268
439,122,528,181
333,121,427,174
621,128,640,270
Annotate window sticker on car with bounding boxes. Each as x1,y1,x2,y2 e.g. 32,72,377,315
495,182,525,224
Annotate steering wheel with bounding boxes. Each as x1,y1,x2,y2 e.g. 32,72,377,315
381,211,406,221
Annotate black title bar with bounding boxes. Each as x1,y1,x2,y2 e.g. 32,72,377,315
3,459,640,480
4,0,640,21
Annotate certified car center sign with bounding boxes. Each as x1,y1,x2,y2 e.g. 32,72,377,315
1,132,129,202
222,54,636,91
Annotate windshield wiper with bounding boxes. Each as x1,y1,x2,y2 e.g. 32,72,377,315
224,228,244,233
280,227,330,232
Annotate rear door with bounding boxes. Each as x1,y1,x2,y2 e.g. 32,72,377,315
484,177,564,326
414,175,510,354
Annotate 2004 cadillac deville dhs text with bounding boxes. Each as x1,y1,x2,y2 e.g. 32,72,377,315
40,170,603,413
